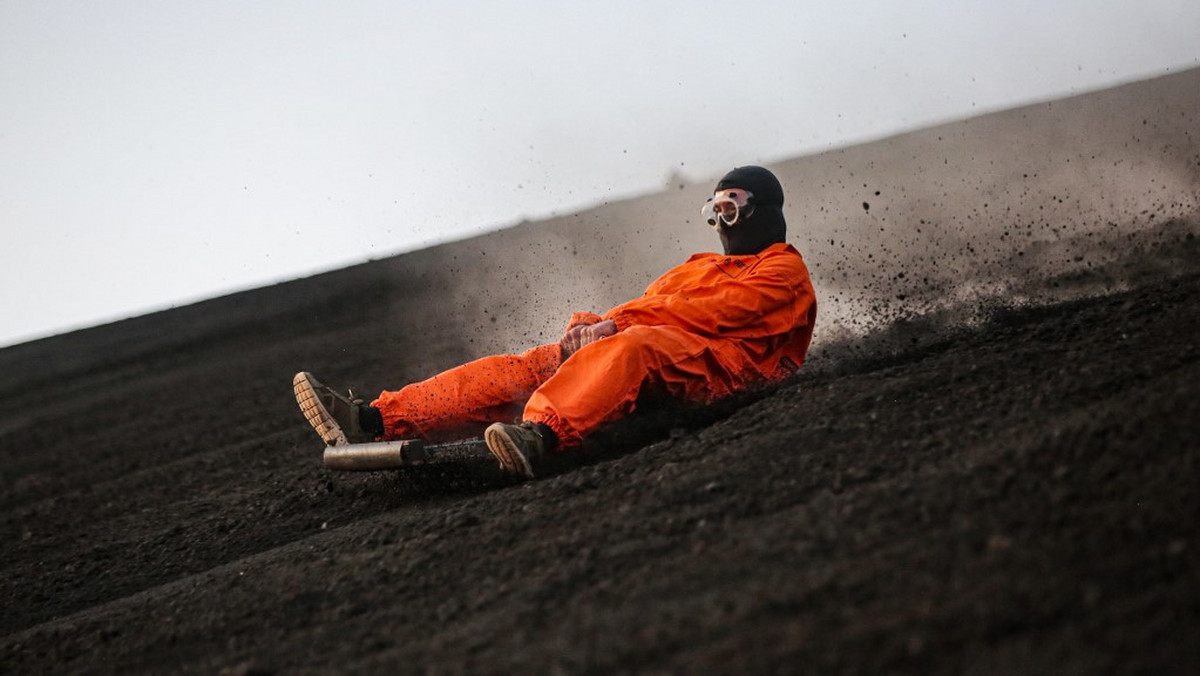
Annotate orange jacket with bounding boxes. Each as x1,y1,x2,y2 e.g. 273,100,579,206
592,242,817,380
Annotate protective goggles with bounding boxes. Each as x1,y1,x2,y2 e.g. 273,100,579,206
701,188,754,228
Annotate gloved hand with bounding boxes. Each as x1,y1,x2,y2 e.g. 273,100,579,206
559,319,618,359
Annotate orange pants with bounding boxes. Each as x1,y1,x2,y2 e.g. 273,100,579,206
371,325,760,448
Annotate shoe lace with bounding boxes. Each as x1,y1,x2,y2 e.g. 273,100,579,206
507,419,541,436
519,421,545,441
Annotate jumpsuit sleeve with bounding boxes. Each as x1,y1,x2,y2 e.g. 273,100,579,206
605,255,813,339
564,311,604,331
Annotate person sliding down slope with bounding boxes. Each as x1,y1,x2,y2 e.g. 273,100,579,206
294,165,817,479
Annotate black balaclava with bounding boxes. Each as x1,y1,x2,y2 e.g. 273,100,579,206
714,165,787,256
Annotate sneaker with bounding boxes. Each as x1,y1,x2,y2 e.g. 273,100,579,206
484,422,547,479
293,372,375,446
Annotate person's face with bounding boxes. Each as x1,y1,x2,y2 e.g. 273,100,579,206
701,188,754,229
703,187,764,255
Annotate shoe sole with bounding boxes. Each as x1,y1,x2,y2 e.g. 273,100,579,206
293,372,349,447
484,423,535,479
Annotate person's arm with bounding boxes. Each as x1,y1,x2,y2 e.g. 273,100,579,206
565,311,604,330
606,256,813,339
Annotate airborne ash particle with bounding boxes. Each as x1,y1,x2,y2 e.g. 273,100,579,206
863,202,871,211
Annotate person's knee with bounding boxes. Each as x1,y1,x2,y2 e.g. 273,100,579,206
587,326,695,377
593,326,655,360
610,325,664,348
615,325,696,359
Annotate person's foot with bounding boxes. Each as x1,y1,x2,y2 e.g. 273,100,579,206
484,422,549,479
293,372,376,446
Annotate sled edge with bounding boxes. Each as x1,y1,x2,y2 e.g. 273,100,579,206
323,439,430,471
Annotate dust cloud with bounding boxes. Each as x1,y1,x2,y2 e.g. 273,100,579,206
419,68,1199,364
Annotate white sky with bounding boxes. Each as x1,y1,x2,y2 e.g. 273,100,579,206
2,0,1198,347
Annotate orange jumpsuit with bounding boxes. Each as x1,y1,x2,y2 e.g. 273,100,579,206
372,242,817,448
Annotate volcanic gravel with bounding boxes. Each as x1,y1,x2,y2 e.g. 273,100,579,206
1,231,1196,674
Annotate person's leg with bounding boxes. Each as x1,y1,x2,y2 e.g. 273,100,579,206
522,325,750,448
372,343,560,442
